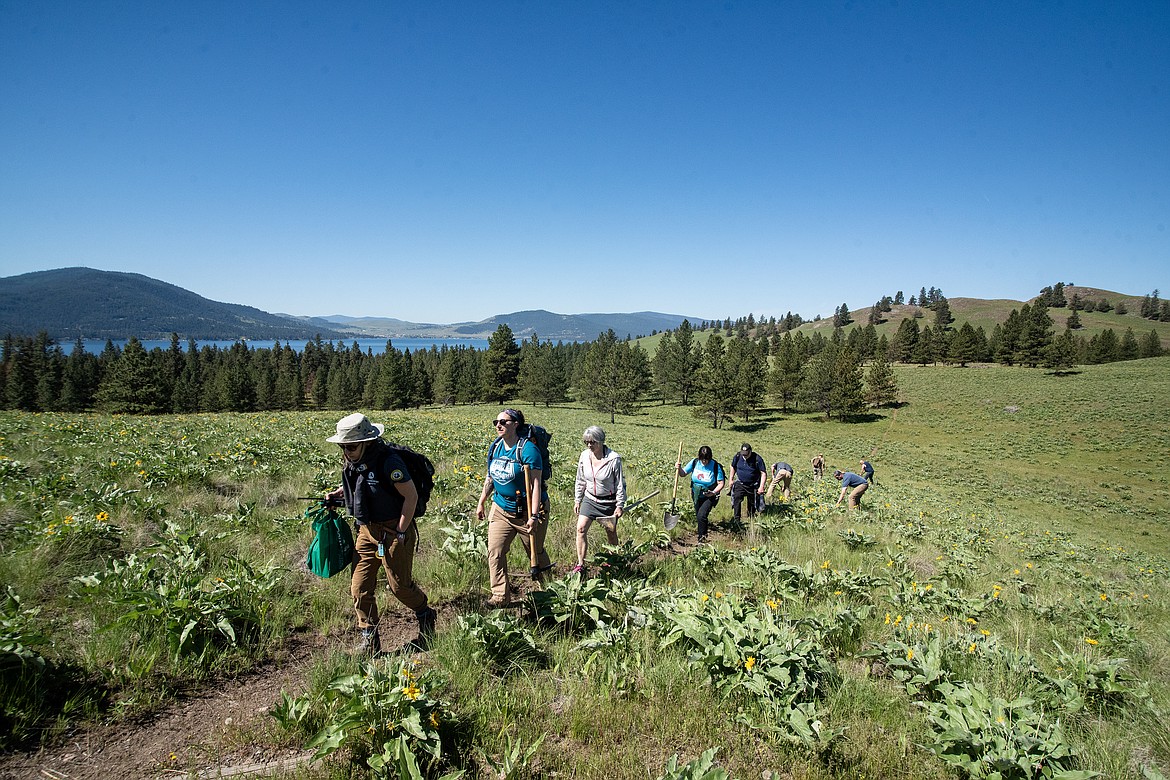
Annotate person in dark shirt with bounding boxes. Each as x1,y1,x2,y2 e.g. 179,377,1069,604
325,413,434,655
859,458,875,485
730,443,767,522
833,469,869,510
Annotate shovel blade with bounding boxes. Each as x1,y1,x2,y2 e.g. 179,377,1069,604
663,508,680,530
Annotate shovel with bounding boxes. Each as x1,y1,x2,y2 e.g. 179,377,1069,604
593,490,661,528
664,441,683,530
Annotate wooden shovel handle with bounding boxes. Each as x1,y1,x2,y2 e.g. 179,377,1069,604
522,465,538,570
671,441,683,503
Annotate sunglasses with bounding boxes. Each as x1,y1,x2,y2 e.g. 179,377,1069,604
493,418,514,427
339,443,362,452
583,439,596,445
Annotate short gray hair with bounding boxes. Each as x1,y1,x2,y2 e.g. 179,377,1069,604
583,425,606,444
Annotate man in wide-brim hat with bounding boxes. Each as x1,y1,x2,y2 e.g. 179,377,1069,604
325,413,435,654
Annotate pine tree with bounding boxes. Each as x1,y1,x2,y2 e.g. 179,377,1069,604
1138,330,1162,358
1088,329,1119,364
1118,328,1140,361
692,334,732,428
865,349,899,407
579,329,651,423
1043,328,1078,372
948,322,982,367
769,332,803,412
1015,303,1054,368
889,318,919,363
911,326,936,366
933,300,954,330
95,337,166,414
481,324,520,403
60,337,100,411
519,336,568,406
725,335,767,423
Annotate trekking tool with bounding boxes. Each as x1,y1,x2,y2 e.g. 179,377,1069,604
523,464,543,585
304,499,355,578
664,441,683,530
622,489,662,513
382,441,436,517
593,489,661,524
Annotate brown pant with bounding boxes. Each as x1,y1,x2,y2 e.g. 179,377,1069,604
487,501,551,600
351,521,427,629
847,482,868,509
767,470,792,500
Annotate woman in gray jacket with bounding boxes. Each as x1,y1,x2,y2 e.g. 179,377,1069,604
572,425,626,574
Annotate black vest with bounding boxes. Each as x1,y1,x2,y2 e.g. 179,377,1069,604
341,442,407,525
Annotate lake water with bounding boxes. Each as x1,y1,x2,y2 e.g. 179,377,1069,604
61,337,489,355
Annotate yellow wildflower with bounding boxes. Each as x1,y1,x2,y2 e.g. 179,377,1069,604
744,656,756,672
1084,637,1099,646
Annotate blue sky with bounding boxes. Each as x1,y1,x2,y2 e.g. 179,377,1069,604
2,1,1167,325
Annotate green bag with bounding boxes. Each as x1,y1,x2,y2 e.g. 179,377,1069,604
305,501,355,578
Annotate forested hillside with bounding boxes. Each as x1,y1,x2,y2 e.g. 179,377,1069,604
0,268,344,340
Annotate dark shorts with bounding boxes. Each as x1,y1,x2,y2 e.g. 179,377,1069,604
579,495,617,519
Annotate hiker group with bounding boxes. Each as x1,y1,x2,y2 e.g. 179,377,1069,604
315,410,877,654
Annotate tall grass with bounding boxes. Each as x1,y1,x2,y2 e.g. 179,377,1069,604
1,357,1167,777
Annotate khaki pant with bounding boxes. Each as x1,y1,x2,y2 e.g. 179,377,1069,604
847,482,868,509
351,521,427,629
487,501,551,600
766,470,792,501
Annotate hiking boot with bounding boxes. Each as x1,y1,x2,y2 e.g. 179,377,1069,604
416,607,437,638
486,596,511,609
355,627,381,655
697,534,708,544
570,564,585,575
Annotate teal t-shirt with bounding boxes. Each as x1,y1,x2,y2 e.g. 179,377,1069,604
488,439,543,512
682,458,724,490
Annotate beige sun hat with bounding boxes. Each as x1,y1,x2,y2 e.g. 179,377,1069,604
326,413,385,444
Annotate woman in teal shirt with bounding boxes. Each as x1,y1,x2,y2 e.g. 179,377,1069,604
676,445,725,543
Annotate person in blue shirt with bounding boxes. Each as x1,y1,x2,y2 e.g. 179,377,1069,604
729,443,767,522
476,409,550,607
859,458,876,485
676,445,725,543
766,461,794,502
834,469,869,510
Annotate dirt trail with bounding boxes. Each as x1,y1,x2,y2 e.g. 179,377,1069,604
0,617,427,780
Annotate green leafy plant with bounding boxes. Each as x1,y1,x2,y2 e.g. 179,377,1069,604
479,732,546,780
0,587,49,747
436,504,488,564
656,747,730,780
75,521,279,662
531,574,612,634
923,681,1099,779
304,659,456,776
455,612,546,674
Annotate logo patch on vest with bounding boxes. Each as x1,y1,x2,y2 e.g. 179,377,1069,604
390,469,405,481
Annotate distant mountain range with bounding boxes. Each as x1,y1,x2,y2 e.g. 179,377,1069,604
0,268,701,342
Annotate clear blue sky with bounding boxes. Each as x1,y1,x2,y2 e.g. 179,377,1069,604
2,1,1167,324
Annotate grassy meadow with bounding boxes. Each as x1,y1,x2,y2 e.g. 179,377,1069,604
1,357,1168,778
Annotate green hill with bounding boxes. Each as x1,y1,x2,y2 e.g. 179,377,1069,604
636,287,1168,351
0,267,347,341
